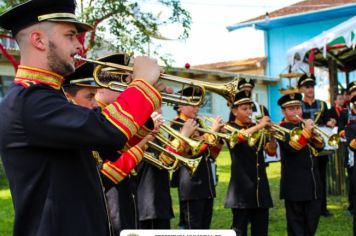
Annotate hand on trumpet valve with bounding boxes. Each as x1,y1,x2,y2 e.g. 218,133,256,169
151,111,164,134
180,119,199,137
257,116,271,129
133,56,160,84
137,134,155,151
132,56,173,94
210,116,224,132
303,119,314,133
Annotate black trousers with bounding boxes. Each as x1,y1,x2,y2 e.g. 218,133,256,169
317,155,329,212
348,167,354,212
231,208,269,236
353,194,356,235
180,198,214,229
285,200,321,236
139,219,170,229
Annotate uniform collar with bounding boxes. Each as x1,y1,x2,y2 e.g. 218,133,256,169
179,113,190,121
14,65,64,90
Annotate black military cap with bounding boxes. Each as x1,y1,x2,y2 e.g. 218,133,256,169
347,81,356,94
64,53,129,88
352,94,356,105
237,77,255,90
277,93,302,108
297,73,316,88
232,90,252,107
0,0,93,36
173,87,203,110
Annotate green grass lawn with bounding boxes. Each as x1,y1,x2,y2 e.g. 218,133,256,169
0,149,353,235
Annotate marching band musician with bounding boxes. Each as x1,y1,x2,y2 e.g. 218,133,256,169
65,54,156,235
224,90,275,236
277,92,324,236
0,0,165,235
298,73,335,217
345,92,356,233
339,81,356,215
229,78,269,123
136,109,175,229
169,87,224,229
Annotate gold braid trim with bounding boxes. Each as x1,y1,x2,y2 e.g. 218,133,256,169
129,79,162,110
127,146,144,163
15,66,64,90
289,140,303,150
101,162,126,184
102,102,139,138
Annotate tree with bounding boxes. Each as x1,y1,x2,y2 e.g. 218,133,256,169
0,0,192,68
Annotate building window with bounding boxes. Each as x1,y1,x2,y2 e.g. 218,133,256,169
0,36,19,50
0,76,14,98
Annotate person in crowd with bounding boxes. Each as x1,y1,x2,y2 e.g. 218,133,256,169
229,78,269,122
277,92,324,235
0,1,165,235
345,92,356,233
298,73,336,217
136,108,175,229
339,81,356,215
225,90,275,236
169,87,224,229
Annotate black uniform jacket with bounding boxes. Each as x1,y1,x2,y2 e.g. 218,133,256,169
302,99,329,125
0,84,132,236
170,118,216,201
136,143,174,221
224,122,273,209
346,121,356,195
278,122,322,201
105,176,138,233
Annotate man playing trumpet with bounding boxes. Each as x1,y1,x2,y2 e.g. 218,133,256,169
277,92,324,236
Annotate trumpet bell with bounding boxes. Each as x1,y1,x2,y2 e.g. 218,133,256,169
328,134,340,146
290,128,302,142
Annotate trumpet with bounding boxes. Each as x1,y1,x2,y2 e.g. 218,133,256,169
168,119,230,145
295,115,340,146
267,124,302,142
144,141,202,176
158,124,205,156
74,55,239,106
200,116,250,147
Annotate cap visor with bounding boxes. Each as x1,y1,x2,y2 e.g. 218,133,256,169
47,18,93,32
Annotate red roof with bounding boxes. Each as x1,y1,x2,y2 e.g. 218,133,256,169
241,0,356,23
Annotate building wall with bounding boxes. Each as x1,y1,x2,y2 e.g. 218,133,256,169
265,16,351,122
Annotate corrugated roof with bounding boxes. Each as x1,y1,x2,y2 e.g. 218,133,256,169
241,0,355,24
191,57,266,71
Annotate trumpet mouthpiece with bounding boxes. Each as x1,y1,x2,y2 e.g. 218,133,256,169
73,54,83,61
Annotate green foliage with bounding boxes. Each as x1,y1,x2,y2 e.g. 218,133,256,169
0,0,192,65
79,0,191,64
0,149,352,235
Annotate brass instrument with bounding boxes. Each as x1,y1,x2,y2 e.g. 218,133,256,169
159,124,205,156
295,115,340,146
74,55,239,106
268,124,302,142
168,120,231,145
144,141,202,176
201,116,249,147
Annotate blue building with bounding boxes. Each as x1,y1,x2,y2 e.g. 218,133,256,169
227,0,356,122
